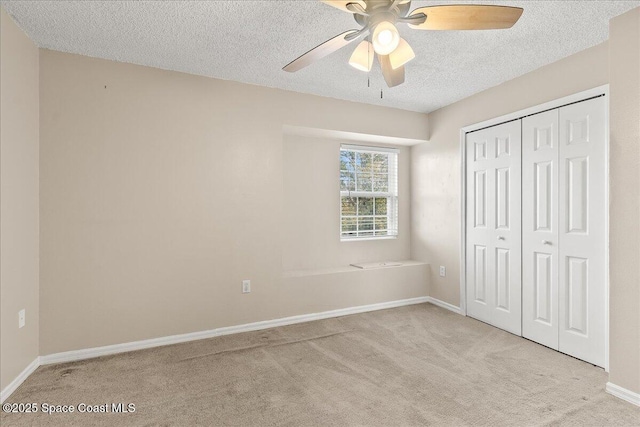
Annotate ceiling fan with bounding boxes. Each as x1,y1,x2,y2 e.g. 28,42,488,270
283,1,524,88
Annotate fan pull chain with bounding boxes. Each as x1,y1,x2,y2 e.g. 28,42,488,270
381,90,383,99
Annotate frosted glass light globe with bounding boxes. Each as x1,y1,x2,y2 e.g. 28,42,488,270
372,21,400,55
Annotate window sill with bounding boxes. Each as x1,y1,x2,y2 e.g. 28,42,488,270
340,236,398,242
282,260,427,278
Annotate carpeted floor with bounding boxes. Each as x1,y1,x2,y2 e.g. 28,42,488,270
2,303,639,426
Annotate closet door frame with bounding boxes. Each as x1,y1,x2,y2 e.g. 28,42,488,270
459,85,610,371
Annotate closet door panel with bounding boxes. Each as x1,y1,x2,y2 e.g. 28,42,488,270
491,123,522,335
522,109,559,349
466,132,494,324
466,121,521,335
466,133,492,324
558,97,606,367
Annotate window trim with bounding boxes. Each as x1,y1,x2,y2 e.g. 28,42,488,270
339,144,399,241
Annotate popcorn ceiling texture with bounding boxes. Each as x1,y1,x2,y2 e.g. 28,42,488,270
2,0,640,113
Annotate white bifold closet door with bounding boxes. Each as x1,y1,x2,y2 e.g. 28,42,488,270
466,120,522,335
522,96,606,367
522,109,560,349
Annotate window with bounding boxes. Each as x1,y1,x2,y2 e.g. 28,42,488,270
340,145,398,240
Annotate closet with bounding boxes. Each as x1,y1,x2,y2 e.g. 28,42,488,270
465,95,607,367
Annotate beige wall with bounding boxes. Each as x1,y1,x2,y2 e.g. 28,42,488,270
283,135,411,271
609,7,640,395
411,42,609,307
0,9,40,391
7,2,638,399
39,49,429,355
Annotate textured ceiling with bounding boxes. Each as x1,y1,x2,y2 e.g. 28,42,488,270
2,0,639,112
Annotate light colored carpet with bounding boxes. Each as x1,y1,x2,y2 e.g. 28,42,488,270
2,303,638,426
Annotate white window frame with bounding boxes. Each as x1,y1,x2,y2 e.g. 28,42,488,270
340,144,399,241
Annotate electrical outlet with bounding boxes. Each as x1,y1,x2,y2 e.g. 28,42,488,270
242,280,251,294
439,266,446,277
18,309,25,328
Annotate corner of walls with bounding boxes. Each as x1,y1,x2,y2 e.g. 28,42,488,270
607,6,640,398
0,6,40,396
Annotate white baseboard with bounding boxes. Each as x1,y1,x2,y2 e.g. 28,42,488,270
606,382,640,407
1,357,40,404
426,296,462,315
41,296,430,366
11,299,637,411
3,297,434,401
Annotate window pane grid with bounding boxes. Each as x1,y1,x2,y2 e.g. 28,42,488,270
340,146,398,240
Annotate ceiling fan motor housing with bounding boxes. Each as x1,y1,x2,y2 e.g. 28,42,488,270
354,0,407,27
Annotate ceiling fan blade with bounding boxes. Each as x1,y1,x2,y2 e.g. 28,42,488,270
407,5,523,30
321,0,367,13
283,30,361,73
378,54,405,88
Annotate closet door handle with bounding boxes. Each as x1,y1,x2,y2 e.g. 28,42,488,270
497,236,505,241
542,240,552,245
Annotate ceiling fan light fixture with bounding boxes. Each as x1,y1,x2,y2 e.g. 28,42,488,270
388,38,415,70
372,21,400,55
348,40,374,72
285,3,525,89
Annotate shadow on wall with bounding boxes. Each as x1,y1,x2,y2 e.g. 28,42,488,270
411,140,461,306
